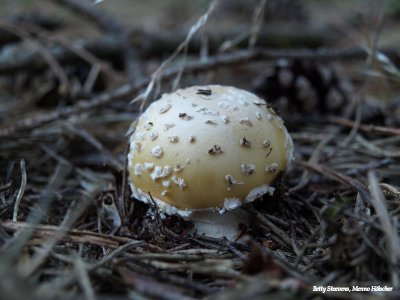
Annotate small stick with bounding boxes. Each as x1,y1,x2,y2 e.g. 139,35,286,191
12,159,27,222
1,220,143,248
329,116,400,136
295,159,370,203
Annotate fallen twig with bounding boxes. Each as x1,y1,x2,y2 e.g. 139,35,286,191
329,116,400,136
1,220,143,248
295,159,371,203
49,0,143,85
12,159,27,222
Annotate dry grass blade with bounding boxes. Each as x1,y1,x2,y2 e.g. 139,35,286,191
290,131,337,192
3,160,72,261
375,51,400,80
74,255,97,300
380,183,400,200
355,134,400,158
119,267,195,300
24,194,92,276
12,159,27,222
250,209,292,246
341,8,385,146
66,124,123,170
21,21,121,82
248,0,266,49
368,170,400,287
329,116,400,136
1,221,144,248
295,159,371,202
49,0,125,33
133,0,218,110
0,20,71,94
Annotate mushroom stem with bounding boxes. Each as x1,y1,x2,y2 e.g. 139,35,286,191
189,209,249,241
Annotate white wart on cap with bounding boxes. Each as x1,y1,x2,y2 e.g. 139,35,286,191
128,85,293,217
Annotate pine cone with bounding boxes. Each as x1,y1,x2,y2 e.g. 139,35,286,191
252,59,393,128
386,99,400,127
253,59,353,117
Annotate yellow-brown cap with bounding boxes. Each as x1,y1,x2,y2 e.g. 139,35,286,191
128,85,293,215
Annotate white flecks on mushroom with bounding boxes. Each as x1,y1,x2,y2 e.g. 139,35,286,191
255,111,262,120
174,163,185,172
134,163,142,176
220,115,230,124
241,162,256,175
186,158,191,164
218,101,238,111
265,163,279,173
130,185,194,217
205,119,218,126
178,113,193,120
131,141,142,153
171,176,187,189
149,130,158,141
196,106,219,116
159,104,172,114
221,94,237,105
266,113,273,120
127,152,134,169
237,98,249,107
151,145,163,157
245,184,275,203
239,117,253,127
262,140,271,148
253,100,263,105
267,106,277,116
135,131,146,141
208,144,223,155
144,122,154,131
143,162,155,171
225,175,243,191
189,135,196,143
168,136,179,143
150,165,172,180
223,198,242,210
164,123,175,131
239,137,251,148
162,180,170,188
161,191,168,196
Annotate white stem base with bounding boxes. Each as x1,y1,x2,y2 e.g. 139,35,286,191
189,209,249,241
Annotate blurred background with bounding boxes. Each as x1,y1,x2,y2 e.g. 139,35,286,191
1,0,399,131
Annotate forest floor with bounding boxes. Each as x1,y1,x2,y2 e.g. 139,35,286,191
0,0,400,299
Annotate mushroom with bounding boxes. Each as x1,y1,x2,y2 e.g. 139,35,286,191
128,85,294,241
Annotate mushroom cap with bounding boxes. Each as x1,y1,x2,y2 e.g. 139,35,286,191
128,85,293,215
